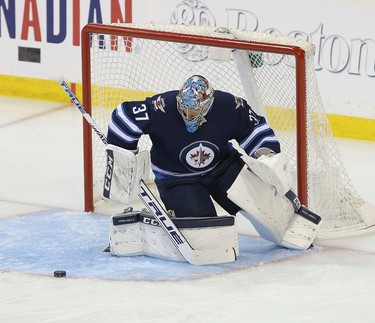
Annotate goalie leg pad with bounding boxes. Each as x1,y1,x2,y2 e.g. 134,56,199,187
109,210,239,263
227,166,319,250
109,211,143,257
241,152,291,196
279,213,320,249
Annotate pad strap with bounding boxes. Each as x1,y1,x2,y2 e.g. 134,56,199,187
285,190,321,225
285,189,302,212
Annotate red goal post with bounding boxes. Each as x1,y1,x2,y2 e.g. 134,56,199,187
81,22,375,237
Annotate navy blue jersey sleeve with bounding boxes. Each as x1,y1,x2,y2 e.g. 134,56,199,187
107,100,150,150
233,96,281,156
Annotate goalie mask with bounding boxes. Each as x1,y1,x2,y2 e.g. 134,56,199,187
176,75,214,133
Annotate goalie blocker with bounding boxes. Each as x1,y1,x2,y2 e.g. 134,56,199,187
103,144,150,205
109,208,239,263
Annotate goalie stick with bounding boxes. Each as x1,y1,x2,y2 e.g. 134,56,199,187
59,80,108,145
58,79,236,265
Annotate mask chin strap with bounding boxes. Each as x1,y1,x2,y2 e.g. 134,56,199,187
186,121,198,133
184,115,207,133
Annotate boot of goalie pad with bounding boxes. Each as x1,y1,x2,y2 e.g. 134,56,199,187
109,210,239,262
227,165,319,250
109,209,144,256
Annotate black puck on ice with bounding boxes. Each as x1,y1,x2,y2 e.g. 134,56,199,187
54,270,66,278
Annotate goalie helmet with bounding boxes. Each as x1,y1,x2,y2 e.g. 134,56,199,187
176,75,214,133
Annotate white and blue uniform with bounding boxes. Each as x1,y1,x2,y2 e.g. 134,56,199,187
108,90,281,217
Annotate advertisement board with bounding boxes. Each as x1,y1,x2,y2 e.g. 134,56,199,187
0,0,374,122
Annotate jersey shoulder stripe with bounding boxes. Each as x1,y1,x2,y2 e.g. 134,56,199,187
115,104,143,135
247,135,279,156
108,119,140,144
239,122,271,150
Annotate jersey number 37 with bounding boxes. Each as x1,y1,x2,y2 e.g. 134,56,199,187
133,104,149,121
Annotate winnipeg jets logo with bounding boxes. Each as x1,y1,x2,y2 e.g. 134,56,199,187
234,96,244,109
180,141,219,171
152,95,166,112
189,144,211,167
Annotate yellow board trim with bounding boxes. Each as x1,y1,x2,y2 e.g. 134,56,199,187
329,114,375,140
1,74,374,141
0,74,82,103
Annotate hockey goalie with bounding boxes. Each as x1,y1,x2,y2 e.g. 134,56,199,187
103,75,321,264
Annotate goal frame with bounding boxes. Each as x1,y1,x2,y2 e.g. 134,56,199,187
81,23,308,213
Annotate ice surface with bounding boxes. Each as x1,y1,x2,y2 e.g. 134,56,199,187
0,96,375,323
0,210,317,281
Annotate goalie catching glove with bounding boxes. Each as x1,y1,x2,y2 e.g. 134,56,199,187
103,144,150,205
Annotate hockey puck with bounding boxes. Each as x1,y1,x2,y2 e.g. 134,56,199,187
54,270,66,278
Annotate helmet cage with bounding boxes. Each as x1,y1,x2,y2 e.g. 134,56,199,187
176,75,214,132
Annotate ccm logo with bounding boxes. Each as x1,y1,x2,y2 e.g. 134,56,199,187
142,217,160,227
103,151,114,198
293,197,301,210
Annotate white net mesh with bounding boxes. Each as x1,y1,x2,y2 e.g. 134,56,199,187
84,23,375,235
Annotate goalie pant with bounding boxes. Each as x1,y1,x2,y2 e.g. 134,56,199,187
109,209,239,262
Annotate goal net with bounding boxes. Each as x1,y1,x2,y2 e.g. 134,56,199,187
81,22,375,237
